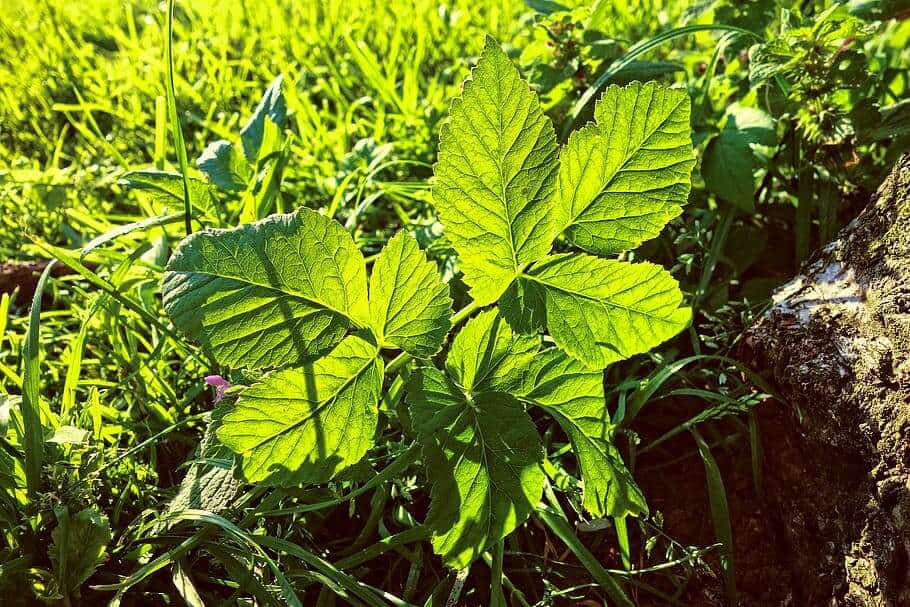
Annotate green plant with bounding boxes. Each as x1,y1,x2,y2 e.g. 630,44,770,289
161,36,694,571
120,75,290,232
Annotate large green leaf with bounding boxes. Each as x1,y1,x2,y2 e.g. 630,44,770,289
433,36,558,305
409,367,544,569
702,104,777,212
162,208,369,369
555,81,694,256
443,312,644,517
517,350,647,518
520,254,690,368
444,309,538,394
369,231,451,358
217,333,382,486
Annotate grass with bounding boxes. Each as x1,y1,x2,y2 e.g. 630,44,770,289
1,0,909,604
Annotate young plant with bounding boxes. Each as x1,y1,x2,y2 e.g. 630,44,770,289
120,76,289,227
161,36,695,569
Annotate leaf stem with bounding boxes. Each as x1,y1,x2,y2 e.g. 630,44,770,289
489,540,505,607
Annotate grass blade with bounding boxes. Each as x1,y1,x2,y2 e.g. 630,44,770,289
254,535,392,607
535,505,634,607
561,24,761,139
690,428,736,604
21,261,55,498
172,559,205,607
80,212,183,259
62,258,134,419
638,388,763,455
159,510,305,607
748,410,763,496
165,0,193,235
333,526,430,570
259,444,419,517
28,239,207,365
0,293,11,351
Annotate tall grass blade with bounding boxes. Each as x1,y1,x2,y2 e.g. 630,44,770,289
254,535,392,607
535,506,634,607
561,24,761,139
21,261,55,498
158,510,305,607
165,0,194,235
80,212,183,259
691,428,737,604
0,292,11,351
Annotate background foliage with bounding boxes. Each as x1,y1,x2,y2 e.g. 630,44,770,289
1,0,908,604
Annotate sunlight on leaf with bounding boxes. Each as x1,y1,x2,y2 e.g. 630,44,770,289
217,333,382,486
369,231,452,358
433,36,558,305
162,208,369,369
556,81,694,256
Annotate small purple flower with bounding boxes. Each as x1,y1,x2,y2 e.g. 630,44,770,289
204,375,232,402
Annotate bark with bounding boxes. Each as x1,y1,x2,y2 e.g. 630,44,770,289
744,153,910,606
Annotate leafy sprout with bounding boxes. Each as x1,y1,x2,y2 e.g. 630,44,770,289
161,35,695,569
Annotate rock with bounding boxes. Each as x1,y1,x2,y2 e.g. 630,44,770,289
744,154,910,606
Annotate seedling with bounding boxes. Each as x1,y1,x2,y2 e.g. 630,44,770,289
162,36,695,568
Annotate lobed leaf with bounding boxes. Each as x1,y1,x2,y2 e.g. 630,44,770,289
162,208,369,369
555,81,694,256
369,231,452,358
433,36,558,305
409,367,544,569
445,309,537,394
217,333,382,486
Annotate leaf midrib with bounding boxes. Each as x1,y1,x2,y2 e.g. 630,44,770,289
563,93,687,231
169,268,361,329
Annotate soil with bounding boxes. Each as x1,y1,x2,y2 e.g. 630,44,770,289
0,260,75,302
631,402,796,607
630,154,910,607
